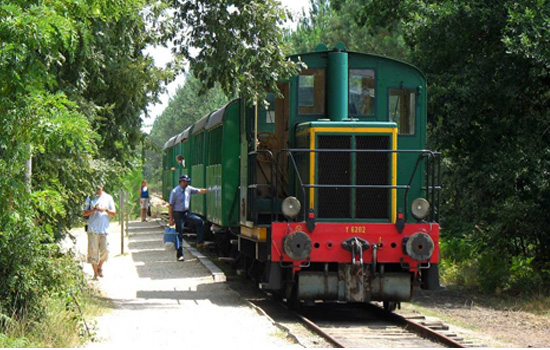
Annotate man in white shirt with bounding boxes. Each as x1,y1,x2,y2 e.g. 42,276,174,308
83,185,116,279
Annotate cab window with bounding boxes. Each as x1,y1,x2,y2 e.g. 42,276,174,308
389,88,416,135
265,92,275,124
349,69,375,116
298,69,325,115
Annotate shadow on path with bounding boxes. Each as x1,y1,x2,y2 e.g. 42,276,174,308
115,219,241,308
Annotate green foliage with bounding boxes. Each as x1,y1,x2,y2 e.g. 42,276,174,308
0,264,95,347
284,0,335,54
118,165,148,221
51,0,172,162
503,0,550,68
0,0,168,326
285,0,409,60
441,236,550,293
361,0,550,292
168,0,303,105
144,73,229,184
150,73,229,146
0,333,35,348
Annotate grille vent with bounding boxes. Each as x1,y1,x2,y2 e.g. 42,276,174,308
356,136,390,219
317,136,351,218
316,135,390,219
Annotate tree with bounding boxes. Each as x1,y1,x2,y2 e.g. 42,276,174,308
144,73,229,184
285,0,409,60
168,0,303,105
365,0,550,291
0,0,169,318
52,0,172,162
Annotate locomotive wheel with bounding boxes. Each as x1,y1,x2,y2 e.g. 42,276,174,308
283,280,300,310
383,301,398,312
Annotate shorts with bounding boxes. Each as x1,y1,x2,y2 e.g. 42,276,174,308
140,198,149,209
87,232,109,264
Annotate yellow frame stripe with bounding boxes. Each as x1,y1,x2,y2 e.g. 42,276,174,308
304,127,398,223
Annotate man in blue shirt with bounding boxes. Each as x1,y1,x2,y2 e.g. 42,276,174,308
83,185,116,279
169,174,208,261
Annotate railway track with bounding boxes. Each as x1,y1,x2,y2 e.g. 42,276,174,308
188,233,485,348
293,303,451,348
295,302,486,348
240,288,485,348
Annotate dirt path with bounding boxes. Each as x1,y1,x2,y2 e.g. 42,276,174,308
70,220,302,349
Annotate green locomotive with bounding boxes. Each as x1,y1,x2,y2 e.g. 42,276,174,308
162,44,441,308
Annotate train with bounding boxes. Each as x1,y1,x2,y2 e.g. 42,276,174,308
162,43,442,310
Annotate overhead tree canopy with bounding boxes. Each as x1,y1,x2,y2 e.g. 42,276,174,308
285,0,409,60
168,0,304,105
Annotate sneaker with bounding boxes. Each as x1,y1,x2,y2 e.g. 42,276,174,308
178,256,185,261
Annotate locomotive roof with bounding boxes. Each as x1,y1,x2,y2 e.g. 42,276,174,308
288,43,426,80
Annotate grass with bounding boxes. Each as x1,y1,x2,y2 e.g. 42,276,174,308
468,290,550,316
516,295,550,316
0,286,111,348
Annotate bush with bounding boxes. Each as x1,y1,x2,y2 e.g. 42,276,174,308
440,236,550,294
0,248,94,347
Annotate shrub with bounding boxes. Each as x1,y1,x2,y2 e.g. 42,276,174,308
440,236,550,294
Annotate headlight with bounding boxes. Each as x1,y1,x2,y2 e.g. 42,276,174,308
282,196,301,218
411,198,430,220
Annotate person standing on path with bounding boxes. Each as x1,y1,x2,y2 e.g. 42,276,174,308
83,184,116,279
169,174,208,262
140,179,150,222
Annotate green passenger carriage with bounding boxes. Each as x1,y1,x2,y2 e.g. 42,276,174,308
190,113,210,217
204,100,240,227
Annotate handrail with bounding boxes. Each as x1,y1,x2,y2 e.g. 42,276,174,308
276,148,441,223
248,149,276,223
247,147,442,224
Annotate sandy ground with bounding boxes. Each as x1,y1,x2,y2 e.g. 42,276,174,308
402,288,550,348
69,219,301,349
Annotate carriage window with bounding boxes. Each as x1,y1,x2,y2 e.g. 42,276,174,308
298,69,325,115
349,69,375,116
389,89,416,135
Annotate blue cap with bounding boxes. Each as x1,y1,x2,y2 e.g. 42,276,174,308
179,174,191,182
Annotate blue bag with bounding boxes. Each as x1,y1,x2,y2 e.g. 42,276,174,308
163,227,180,251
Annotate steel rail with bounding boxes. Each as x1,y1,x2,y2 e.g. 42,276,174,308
283,301,469,348
288,309,346,348
384,310,467,348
